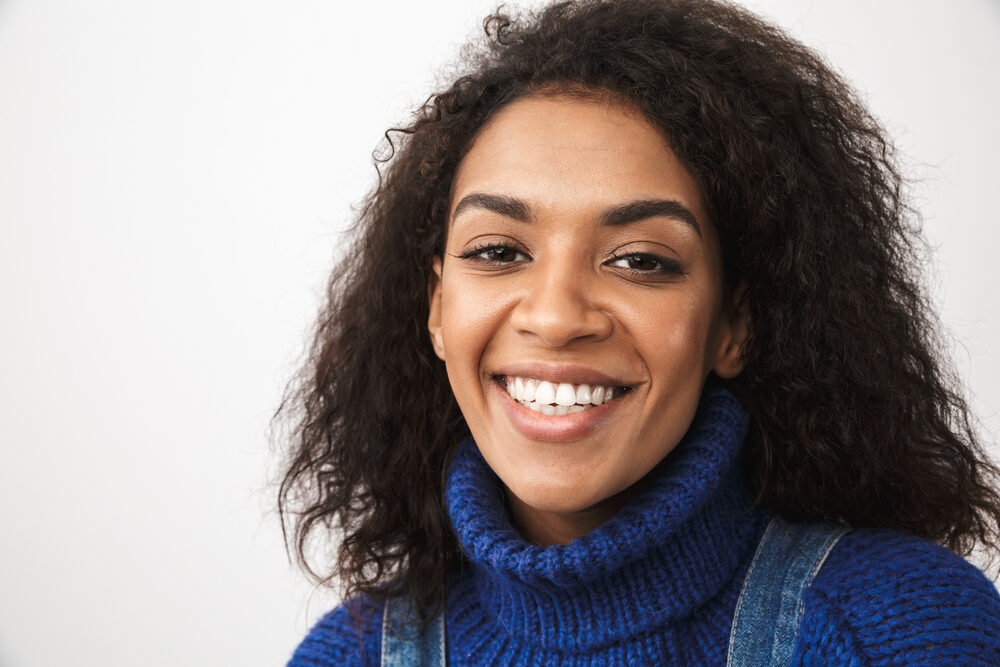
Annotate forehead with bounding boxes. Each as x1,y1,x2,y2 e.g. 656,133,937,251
450,95,711,227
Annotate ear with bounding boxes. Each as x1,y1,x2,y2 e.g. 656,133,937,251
427,257,446,361
712,282,750,379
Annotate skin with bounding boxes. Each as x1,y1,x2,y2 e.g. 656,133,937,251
427,94,748,546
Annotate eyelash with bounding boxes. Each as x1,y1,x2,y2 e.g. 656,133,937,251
456,242,530,265
606,251,686,276
455,242,686,277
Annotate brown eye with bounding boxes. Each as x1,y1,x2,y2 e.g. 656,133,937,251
485,246,521,262
624,254,659,270
457,243,530,265
606,252,686,277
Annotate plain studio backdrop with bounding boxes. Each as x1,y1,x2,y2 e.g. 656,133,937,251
1,1,998,665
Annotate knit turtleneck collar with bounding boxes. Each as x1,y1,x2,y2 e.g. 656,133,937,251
444,385,765,653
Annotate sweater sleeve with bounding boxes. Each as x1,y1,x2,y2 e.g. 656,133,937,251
286,596,384,667
791,528,1000,666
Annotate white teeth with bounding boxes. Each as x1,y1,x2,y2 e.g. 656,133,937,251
555,383,576,406
504,375,625,414
535,381,556,405
523,379,537,402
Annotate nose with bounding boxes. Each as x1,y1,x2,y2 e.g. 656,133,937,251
509,257,614,348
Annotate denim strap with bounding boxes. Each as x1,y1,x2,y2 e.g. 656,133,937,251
727,517,849,666
380,595,446,667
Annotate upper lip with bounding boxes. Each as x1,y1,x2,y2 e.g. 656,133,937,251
490,361,637,387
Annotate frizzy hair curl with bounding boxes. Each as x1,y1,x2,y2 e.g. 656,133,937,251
276,0,1000,624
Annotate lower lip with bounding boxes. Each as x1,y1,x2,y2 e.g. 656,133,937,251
491,379,627,443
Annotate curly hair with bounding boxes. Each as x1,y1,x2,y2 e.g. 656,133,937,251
276,0,1000,626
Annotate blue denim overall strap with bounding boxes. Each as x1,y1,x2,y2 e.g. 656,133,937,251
727,517,849,667
380,594,446,667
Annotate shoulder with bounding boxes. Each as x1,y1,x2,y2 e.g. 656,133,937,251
287,596,384,667
795,527,1000,665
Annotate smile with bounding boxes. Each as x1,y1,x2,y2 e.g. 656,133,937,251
499,375,628,415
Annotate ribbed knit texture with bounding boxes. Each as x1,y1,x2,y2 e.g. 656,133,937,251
288,387,1000,666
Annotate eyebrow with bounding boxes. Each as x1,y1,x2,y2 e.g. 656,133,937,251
451,192,701,236
452,193,532,224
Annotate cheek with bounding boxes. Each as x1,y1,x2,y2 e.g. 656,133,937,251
439,275,511,372
625,290,722,373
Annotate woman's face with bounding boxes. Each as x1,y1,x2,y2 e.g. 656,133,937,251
428,95,747,544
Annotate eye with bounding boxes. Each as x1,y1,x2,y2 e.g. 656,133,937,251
606,252,686,276
456,242,531,266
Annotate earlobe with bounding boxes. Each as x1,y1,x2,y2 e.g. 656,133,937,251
427,257,446,361
713,283,750,379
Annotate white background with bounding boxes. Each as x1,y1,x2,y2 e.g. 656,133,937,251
1,1,998,665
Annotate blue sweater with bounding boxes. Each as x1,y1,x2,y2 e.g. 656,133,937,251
288,388,1000,665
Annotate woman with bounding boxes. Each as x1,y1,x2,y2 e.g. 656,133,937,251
278,0,1000,664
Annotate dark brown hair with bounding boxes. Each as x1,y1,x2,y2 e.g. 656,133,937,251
276,0,1000,625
